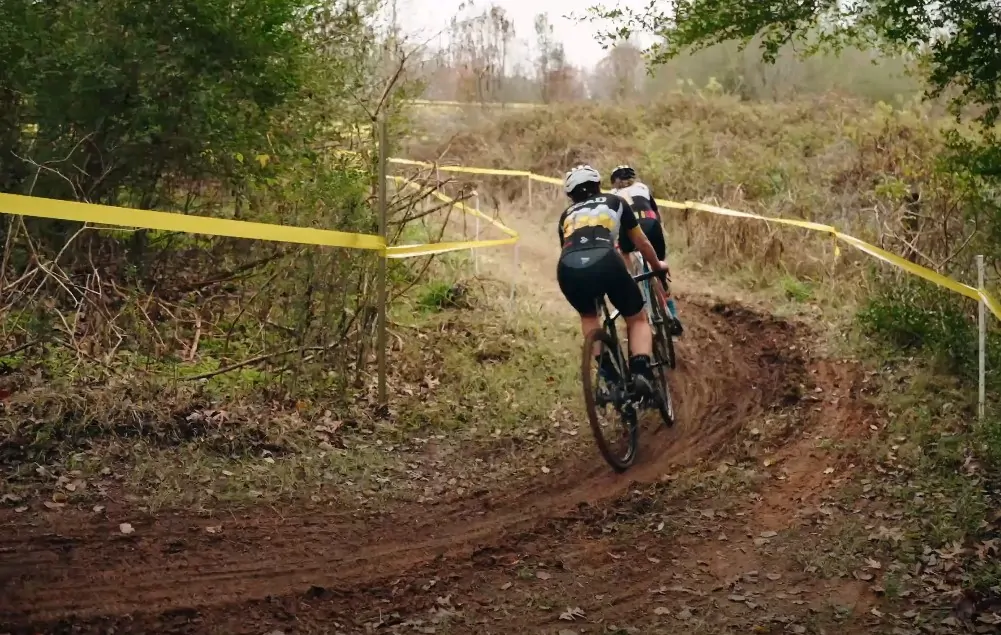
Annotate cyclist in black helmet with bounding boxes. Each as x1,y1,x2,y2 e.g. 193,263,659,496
557,164,669,398
610,164,684,335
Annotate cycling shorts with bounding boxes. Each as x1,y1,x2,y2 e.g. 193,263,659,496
618,217,666,260
557,246,644,318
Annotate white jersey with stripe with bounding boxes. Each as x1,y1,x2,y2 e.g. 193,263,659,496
610,181,656,215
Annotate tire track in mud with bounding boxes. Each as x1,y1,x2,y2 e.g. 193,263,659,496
0,294,809,631
0,203,820,631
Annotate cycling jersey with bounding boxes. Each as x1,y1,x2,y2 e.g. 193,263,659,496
557,193,639,253
610,181,660,221
556,193,645,318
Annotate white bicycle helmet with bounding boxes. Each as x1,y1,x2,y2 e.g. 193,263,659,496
563,164,601,195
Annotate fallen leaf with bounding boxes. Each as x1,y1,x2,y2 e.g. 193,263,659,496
866,558,882,570
500,582,512,590
14,505,27,513
653,607,670,616
536,570,552,580
205,525,222,534
854,571,874,581
119,522,135,535
648,557,661,564
559,606,584,621
759,531,778,538
728,594,747,602
541,466,551,474
92,505,105,513
823,467,835,474
51,491,68,504
42,501,63,510
766,573,782,581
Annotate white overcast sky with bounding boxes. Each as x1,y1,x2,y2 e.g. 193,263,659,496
395,0,654,70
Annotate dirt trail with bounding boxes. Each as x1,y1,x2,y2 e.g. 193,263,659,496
0,208,874,634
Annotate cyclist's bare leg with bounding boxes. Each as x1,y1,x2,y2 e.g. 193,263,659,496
580,312,652,361
623,310,653,357
580,314,602,357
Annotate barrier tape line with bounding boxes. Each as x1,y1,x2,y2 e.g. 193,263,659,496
678,200,1000,319
0,179,518,259
0,192,387,251
390,175,518,238
4,155,998,320
387,160,1001,320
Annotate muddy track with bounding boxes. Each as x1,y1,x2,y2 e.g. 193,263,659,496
0,293,818,633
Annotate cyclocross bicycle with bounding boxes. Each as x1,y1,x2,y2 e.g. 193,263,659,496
581,267,678,472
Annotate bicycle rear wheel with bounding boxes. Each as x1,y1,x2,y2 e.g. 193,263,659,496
582,327,638,472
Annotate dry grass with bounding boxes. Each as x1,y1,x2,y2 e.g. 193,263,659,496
404,94,976,314
0,272,586,512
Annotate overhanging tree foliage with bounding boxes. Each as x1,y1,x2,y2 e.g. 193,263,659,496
590,2,1001,124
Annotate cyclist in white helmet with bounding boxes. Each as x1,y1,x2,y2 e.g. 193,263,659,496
557,164,669,397
610,164,683,335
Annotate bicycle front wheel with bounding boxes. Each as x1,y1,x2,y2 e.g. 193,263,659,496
648,281,677,427
581,327,638,472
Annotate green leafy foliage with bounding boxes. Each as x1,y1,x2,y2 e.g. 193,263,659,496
857,277,990,377
0,0,427,422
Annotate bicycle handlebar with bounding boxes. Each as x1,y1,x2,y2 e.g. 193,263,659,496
632,270,663,283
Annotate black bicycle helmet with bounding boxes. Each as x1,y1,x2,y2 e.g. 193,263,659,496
610,165,636,182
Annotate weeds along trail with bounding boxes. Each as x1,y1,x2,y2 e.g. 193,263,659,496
0,210,840,632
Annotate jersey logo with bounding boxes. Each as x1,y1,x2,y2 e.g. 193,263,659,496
561,202,618,235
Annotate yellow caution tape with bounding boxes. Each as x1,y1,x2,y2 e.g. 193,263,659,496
0,180,519,260
528,174,563,186
387,237,518,258
519,170,1000,320
15,146,990,318
834,233,980,300
0,192,386,251
391,175,519,239
427,189,518,238
669,199,1001,319
390,158,531,177
409,99,541,109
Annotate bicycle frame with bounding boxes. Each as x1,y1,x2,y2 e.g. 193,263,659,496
600,267,662,360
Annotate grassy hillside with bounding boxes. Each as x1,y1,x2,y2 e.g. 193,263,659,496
408,95,976,286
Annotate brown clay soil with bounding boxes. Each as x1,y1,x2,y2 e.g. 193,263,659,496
0,209,880,634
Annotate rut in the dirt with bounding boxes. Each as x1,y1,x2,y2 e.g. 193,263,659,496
0,298,808,632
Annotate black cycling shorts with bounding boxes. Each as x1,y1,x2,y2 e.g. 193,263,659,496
619,217,666,260
557,247,644,318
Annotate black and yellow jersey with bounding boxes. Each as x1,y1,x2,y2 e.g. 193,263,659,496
557,193,639,253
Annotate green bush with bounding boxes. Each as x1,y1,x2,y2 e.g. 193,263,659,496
857,277,979,375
